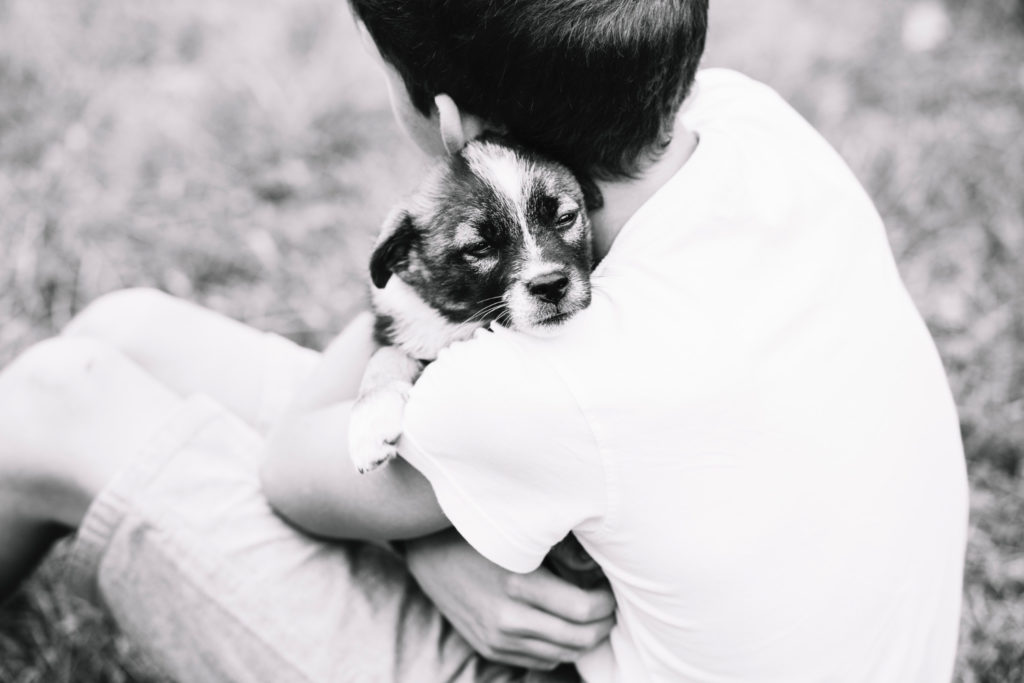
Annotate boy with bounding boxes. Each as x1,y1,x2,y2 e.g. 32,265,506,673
0,1,967,682
265,1,969,679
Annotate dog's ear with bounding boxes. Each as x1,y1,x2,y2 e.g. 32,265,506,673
370,209,417,289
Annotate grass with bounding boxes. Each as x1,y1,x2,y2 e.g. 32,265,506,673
1,0,1022,680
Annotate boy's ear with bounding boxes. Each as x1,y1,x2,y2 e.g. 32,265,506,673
434,94,467,155
370,209,417,289
434,94,488,156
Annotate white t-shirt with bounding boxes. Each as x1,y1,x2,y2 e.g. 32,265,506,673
399,69,968,683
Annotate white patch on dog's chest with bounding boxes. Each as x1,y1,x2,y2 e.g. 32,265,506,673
372,276,483,361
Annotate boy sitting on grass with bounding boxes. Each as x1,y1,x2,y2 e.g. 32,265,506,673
0,0,968,681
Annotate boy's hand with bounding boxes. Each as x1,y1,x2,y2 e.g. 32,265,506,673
405,529,616,671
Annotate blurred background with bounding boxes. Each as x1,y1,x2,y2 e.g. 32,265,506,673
0,0,1021,680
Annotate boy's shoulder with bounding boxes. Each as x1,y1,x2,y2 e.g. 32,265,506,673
614,68,875,240
658,67,876,235
684,68,823,145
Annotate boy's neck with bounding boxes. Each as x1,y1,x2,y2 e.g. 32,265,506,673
590,118,698,261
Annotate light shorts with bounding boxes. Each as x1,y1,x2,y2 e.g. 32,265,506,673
62,332,536,683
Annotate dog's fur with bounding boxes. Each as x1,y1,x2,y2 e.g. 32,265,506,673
350,135,594,472
349,134,604,588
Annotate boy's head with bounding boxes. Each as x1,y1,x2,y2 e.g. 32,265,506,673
349,0,708,181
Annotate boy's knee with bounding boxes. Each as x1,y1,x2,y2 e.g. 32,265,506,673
3,337,120,391
0,336,176,528
64,287,178,355
0,337,118,493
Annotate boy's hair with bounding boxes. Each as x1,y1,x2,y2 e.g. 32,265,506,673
349,0,708,180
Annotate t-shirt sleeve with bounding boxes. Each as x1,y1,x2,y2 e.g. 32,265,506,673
398,328,606,573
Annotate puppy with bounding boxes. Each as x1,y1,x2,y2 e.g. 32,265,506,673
350,134,603,588
350,134,594,473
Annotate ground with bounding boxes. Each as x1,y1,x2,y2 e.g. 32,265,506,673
0,0,1022,680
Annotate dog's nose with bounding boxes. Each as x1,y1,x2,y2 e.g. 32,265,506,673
527,272,570,304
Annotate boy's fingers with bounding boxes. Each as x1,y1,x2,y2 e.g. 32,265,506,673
486,651,562,671
500,601,614,651
492,638,585,668
513,569,616,623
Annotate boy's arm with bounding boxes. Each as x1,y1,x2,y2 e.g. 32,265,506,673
261,312,617,669
260,313,450,541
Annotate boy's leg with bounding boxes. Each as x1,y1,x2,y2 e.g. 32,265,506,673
4,285,321,597
62,288,375,434
0,335,521,682
0,338,184,594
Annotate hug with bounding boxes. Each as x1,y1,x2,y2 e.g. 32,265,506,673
0,1,967,681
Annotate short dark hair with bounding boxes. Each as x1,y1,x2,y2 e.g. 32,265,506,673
349,0,708,180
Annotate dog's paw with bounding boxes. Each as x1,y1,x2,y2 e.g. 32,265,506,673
348,388,408,474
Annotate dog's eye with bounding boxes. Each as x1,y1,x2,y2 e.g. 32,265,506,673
555,210,578,228
462,242,493,259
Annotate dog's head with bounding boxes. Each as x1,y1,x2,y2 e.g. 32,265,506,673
370,136,594,332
